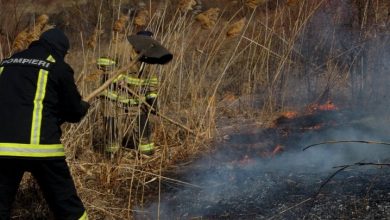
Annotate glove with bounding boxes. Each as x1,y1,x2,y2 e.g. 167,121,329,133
146,96,157,115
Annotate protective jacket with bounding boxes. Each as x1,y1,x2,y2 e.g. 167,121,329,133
0,37,88,159
97,57,158,107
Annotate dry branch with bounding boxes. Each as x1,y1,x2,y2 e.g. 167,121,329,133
302,140,390,151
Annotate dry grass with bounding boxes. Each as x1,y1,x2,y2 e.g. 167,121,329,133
134,9,149,28
245,0,268,9
226,18,246,38
86,28,104,50
1,0,389,219
178,0,197,13
12,14,51,52
195,8,221,29
113,15,129,33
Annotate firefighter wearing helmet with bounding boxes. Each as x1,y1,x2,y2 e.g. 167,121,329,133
96,30,172,155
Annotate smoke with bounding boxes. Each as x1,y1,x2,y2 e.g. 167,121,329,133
137,117,390,219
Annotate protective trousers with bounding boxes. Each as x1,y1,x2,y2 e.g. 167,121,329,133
122,107,153,150
0,159,87,220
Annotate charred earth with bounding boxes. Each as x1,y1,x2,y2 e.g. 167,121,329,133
138,104,390,219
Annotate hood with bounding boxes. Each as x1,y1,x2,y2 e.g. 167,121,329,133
39,28,70,58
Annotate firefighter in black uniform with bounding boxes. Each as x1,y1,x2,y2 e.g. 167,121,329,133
0,28,89,220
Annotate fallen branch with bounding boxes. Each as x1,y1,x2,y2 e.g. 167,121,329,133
314,165,349,197
302,140,390,151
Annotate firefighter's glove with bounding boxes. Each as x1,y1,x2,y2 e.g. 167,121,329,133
145,95,158,115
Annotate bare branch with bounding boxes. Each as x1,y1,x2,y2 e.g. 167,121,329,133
303,140,390,151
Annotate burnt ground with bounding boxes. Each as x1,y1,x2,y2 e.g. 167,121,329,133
136,108,390,220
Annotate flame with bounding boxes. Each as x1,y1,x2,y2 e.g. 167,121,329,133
258,145,284,158
302,124,324,131
271,144,284,156
272,110,298,128
281,111,298,119
308,100,338,113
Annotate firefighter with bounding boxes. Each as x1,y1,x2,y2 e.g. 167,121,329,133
0,28,89,220
97,30,158,155
97,30,172,155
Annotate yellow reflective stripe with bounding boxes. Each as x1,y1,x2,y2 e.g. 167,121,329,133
101,90,140,105
29,55,55,144
123,76,143,86
119,75,158,86
102,90,119,99
79,211,88,220
146,77,158,85
47,55,56,63
146,92,158,99
139,143,154,152
112,74,125,83
0,143,65,157
0,66,4,75
97,58,116,66
30,69,49,144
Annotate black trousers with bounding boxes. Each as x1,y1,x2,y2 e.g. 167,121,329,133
0,158,85,220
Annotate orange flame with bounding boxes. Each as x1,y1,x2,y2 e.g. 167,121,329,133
308,100,338,113
272,144,284,156
281,111,298,119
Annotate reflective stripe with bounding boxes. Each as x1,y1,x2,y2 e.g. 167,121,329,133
0,143,65,157
146,92,158,99
79,211,88,220
139,143,154,152
46,55,56,62
123,76,144,86
30,69,49,144
122,76,158,86
146,77,158,85
101,90,141,105
0,66,4,75
97,58,116,66
30,55,55,144
112,74,125,83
